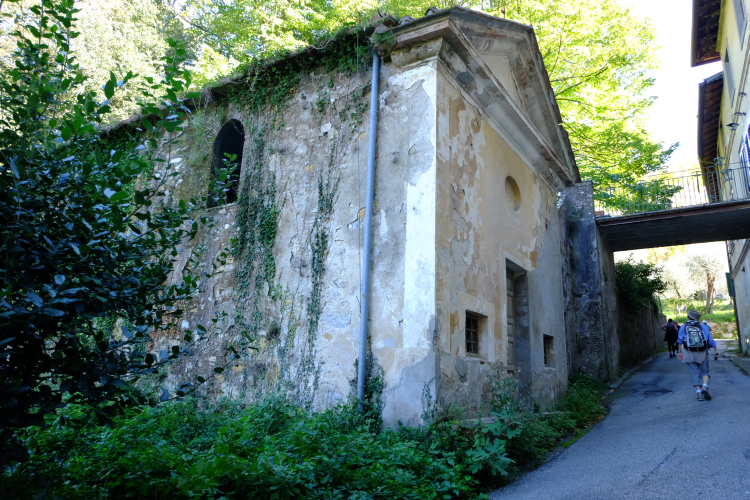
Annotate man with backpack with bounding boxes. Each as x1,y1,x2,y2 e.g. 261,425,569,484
677,310,720,401
662,318,680,358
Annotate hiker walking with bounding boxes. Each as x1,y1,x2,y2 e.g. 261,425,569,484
677,310,720,401
662,319,679,358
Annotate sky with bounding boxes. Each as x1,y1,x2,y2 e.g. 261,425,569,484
614,0,729,269
620,0,722,170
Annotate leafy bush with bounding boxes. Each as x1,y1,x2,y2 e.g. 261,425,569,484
485,371,608,470
0,0,249,464
2,372,608,498
615,257,667,309
2,398,478,499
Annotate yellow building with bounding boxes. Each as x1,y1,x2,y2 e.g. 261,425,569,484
693,0,750,353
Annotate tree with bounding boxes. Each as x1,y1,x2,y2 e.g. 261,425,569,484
177,0,674,206
614,257,667,310
646,245,686,265
0,0,248,465
1,0,196,123
686,254,727,313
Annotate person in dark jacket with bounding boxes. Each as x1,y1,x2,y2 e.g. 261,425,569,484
662,318,679,358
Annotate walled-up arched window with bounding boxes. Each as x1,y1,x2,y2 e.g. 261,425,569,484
209,119,245,206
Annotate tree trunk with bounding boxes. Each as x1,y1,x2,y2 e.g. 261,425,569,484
705,272,715,313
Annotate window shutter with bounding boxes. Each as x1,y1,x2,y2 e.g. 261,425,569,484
725,49,736,106
735,0,747,44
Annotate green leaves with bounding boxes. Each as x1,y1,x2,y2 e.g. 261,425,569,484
109,191,130,203
4,398,480,498
615,257,667,309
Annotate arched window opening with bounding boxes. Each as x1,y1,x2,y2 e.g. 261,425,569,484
209,119,245,207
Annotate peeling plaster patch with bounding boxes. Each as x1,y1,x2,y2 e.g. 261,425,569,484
323,314,351,328
389,64,437,110
181,320,189,329
169,157,182,164
403,159,436,349
375,338,396,349
455,357,468,377
390,63,437,351
379,210,388,239
379,90,390,110
320,122,332,136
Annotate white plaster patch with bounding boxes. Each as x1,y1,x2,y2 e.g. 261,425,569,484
403,151,436,350
379,90,390,110
320,122,332,136
388,63,437,110
323,314,351,328
181,320,189,329
379,209,388,240
169,157,182,164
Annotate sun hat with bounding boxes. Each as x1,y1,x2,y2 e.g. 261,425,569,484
687,310,702,321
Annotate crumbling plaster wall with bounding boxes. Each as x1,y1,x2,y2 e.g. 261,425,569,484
434,57,569,412
558,182,622,380
558,181,671,381
143,52,443,426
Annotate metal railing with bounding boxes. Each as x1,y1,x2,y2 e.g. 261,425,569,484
594,167,750,217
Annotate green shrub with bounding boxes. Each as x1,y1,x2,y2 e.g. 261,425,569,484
615,257,667,309
3,397,477,499
3,374,608,498
484,371,608,470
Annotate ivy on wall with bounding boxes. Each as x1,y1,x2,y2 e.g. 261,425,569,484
188,29,377,408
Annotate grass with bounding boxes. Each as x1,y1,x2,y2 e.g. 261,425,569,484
659,298,737,338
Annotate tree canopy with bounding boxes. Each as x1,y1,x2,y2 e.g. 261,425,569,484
173,0,675,190
1,0,675,187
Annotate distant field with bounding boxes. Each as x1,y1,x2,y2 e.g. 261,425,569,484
660,298,737,338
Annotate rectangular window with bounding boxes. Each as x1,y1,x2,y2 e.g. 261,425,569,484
726,48,736,106
543,335,555,368
743,123,750,197
466,313,479,356
735,0,747,45
506,269,516,369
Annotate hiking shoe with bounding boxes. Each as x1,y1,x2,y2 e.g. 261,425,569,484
697,392,705,401
702,387,711,401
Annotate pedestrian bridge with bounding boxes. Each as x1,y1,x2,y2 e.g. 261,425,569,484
594,167,750,251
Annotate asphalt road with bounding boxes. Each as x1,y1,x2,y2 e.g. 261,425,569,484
489,353,750,500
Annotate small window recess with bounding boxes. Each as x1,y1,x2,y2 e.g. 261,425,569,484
506,268,516,372
543,335,555,368
208,119,245,208
465,312,481,357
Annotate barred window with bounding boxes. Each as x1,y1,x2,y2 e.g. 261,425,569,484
466,313,479,356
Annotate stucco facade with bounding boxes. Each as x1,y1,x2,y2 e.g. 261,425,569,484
693,0,750,354
133,7,582,425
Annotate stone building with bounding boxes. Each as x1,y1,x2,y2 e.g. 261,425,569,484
124,7,601,426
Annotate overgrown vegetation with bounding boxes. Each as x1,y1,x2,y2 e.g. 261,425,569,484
615,257,667,310
2,373,609,497
0,0,253,464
